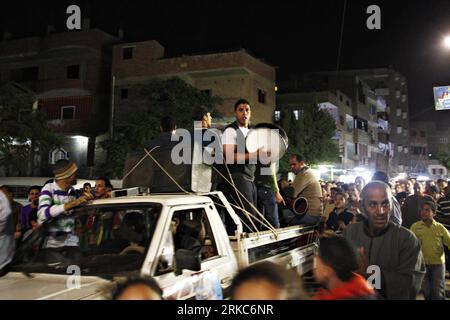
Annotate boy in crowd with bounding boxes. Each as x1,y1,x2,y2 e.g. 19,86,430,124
326,192,355,232
20,186,41,234
411,199,450,300
313,236,377,300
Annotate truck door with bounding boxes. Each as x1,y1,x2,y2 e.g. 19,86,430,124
151,205,237,300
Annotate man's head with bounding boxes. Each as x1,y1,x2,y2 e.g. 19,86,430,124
192,105,212,128
230,261,287,300
95,177,113,199
355,176,366,192
234,99,251,127
111,277,163,300
53,159,78,187
420,199,437,223
289,154,306,175
334,192,347,210
330,187,343,202
28,185,41,205
360,181,393,232
160,115,177,133
0,185,13,202
413,182,424,195
437,179,447,191
313,236,359,287
83,182,92,193
371,171,390,186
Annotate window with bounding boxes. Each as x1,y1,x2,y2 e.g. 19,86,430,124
339,115,344,126
22,67,39,81
274,110,281,122
293,110,299,120
61,106,75,120
123,47,133,60
396,108,401,117
354,117,368,131
440,137,449,144
403,128,408,137
397,126,403,134
398,145,403,152
10,204,162,277
258,89,266,104
396,90,401,98
402,111,407,119
201,89,211,96
339,94,343,102
420,131,425,138
346,100,350,107
370,105,377,115
404,147,409,154
411,130,417,137
155,207,220,276
120,88,128,100
66,65,80,79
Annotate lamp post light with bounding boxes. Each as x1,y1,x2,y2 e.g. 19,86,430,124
443,36,450,49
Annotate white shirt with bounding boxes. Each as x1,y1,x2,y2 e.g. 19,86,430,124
222,126,250,145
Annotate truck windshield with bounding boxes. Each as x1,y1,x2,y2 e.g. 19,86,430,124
12,203,162,277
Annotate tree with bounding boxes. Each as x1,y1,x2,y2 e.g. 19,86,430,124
0,82,61,176
278,104,339,174
99,77,222,178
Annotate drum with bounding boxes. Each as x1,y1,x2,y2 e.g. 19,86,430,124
245,123,289,162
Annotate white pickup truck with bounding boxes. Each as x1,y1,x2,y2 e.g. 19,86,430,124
0,190,318,300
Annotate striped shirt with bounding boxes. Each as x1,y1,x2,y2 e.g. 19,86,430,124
38,182,79,248
437,196,450,216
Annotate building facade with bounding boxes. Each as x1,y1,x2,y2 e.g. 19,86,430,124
0,26,120,176
111,41,276,124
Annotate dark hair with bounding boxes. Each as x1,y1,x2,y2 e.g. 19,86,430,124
428,185,439,194
192,105,210,121
420,198,437,213
160,116,176,132
0,185,11,193
229,261,286,298
318,236,359,282
83,182,91,188
95,177,113,189
330,187,343,194
111,276,163,300
371,171,390,185
290,154,305,163
234,98,250,111
28,185,41,194
437,179,445,184
334,192,346,200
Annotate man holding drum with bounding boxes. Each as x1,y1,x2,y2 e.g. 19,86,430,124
221,99,270,232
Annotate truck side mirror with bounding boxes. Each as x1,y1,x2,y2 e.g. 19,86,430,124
174,249,201,275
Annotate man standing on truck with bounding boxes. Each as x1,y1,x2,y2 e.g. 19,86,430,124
343,181,426,300
38,159,93,264
220,99,269,232
288,154,323,226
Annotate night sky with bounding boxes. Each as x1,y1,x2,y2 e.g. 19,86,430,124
2,0,450,125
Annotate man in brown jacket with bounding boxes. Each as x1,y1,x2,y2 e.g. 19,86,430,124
288,154,323,226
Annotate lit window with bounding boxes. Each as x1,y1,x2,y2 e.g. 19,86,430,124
397,126,402,134
258,89,266,104
398,145,403,152
274,110,281,122
293,110,299,120
396,108,401,117
402,112,407,119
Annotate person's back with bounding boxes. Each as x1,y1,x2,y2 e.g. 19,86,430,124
292,168,323,216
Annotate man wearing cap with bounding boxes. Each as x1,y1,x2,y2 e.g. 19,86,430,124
38,159,93,263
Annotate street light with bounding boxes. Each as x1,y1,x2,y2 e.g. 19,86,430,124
443,35,450,49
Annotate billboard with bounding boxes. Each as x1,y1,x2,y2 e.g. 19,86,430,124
433,86,450,110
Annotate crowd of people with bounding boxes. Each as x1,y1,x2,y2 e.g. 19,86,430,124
1,97,450,300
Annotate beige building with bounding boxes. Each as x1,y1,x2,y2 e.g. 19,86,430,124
111,40,276,124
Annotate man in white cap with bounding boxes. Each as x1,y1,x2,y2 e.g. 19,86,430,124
38,159,93,264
